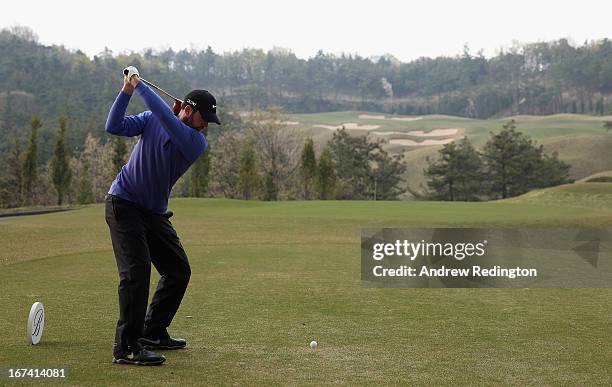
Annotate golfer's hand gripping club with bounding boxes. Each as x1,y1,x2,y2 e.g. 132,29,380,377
123,66,183,115
123,66,140,83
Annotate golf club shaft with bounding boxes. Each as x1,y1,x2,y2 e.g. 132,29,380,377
139,78,182,103
123,68,182,102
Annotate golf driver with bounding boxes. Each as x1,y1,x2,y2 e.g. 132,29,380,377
123,67,183,115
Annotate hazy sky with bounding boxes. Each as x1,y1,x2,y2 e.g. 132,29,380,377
1,0,611,61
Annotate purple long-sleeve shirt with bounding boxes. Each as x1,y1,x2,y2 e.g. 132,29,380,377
105,82,208,214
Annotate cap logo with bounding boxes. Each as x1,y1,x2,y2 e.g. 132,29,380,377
212,105,217,109
186,99,197,107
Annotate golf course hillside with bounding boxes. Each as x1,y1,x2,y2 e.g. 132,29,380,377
288,111,612,195
2,193,612,384
578,170,612,182
505,182,612,209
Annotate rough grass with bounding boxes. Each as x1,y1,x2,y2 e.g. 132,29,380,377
578,170,612,183
541,134,612,180
2,192,612,385
507,182,612,209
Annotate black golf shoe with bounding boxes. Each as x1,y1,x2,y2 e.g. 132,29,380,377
112,348,166,366
138,330,187,350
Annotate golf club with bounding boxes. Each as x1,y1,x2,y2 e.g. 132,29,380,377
123,68,183,115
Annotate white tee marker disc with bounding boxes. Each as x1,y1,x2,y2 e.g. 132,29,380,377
27,302,45,345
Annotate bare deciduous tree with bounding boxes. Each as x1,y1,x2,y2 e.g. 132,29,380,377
247,108,302,200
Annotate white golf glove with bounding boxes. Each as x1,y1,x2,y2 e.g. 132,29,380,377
123,66,140,81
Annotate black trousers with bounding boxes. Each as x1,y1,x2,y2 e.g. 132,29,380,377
105,194,191,356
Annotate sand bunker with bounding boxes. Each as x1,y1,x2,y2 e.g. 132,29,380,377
313,123,380,130
371,131,400,136
282,121,300,125
407,129,458,136
390,116,423,122
358,114,387,120
358,114,423,122
371,128,459,137
390,138,455,146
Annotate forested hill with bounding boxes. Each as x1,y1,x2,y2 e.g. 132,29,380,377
1,26,612,151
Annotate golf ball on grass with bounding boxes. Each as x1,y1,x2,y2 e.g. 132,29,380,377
310,340,317,349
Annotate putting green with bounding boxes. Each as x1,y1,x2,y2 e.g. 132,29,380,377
2,186,612,384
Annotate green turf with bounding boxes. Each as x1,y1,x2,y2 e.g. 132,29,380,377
507,182,612,209
2,186,612,385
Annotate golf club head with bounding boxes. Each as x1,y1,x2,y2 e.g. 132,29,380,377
173,100,182,116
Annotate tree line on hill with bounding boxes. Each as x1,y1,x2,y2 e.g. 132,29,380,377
2,25,612,163
424,120,573,201
0,108,574,208
0,27,588,207
1,107,572,208
0,108,408,208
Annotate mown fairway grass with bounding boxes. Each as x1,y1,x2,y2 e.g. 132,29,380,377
2,185,612,385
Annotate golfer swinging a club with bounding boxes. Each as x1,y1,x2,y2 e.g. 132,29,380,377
104,66,220,365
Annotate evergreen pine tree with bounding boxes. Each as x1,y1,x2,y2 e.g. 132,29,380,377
112,136,127,175
299,138,317,199
77,159,95,204
315,147,337,200
22,116,41,205
238,139,259,200
189,151,211,197
51,116,72,205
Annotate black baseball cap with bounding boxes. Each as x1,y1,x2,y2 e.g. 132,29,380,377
184,90,221,125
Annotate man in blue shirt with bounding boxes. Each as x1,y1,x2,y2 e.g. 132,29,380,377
105,67,220,365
